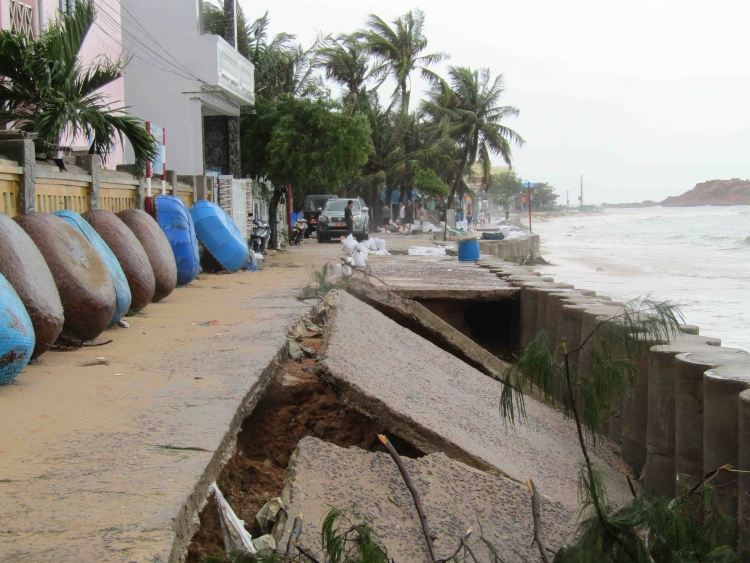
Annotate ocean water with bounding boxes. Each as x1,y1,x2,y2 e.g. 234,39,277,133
532,206,750,352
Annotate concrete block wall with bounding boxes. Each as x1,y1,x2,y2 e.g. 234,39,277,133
478,233,540,261
477,255,750,546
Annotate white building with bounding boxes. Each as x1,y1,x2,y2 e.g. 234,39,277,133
120,0,254,177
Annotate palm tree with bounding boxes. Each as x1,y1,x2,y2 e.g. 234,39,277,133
316,35,374,115
0,0,156,172
423,66,524,209
358,9,447,109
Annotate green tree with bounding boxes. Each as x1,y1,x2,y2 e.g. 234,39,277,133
413,168,449,198
0,0,156,171
358,9,447,108
489,170,524,219
241,96,371,247
316,35,375,116
532,182,558,211
423,67,524,211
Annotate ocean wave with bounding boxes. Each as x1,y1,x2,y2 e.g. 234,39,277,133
741,235,750,247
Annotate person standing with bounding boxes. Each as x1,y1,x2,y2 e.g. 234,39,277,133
398,201,406,232
404,200,414,233
344,200,354,237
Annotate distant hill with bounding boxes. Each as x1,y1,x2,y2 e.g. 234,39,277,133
602,179,750,208
661,179,750,207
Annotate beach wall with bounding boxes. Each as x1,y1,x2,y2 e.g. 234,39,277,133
478,254,750,547
477,233,540,261
0,139,205,219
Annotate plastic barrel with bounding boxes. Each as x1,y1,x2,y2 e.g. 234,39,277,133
154,195,200,286
55,210,132,326
458,239,480,261
0,271,35,385
190,201,248,273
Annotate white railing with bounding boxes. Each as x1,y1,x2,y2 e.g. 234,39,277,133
196,35,255,106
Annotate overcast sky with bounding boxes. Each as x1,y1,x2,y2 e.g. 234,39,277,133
238,0,750,204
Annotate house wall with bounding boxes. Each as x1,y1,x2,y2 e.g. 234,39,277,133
43,0,126,167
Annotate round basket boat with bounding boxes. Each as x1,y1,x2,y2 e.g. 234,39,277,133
117,209,177,302
55,210,132,327
0,271,34,385
16,213,116,342
190,201,248,273
154,196,200,286
82,209,155,313
0,213,63,359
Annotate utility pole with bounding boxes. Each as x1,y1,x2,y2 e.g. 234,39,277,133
527,181,533,233
580,175,583,208
566,189,569,207
224,0,237,49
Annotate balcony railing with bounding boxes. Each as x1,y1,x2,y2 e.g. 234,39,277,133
196,34,255,107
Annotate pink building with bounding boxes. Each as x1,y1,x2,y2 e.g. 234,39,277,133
0,0,253,175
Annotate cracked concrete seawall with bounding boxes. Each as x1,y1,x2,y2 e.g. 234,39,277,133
317,291,632,519
477,255,750,548
0,276,312,563
280,437,576,563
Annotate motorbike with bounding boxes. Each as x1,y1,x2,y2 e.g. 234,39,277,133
290,217,308,245
250,218,270,254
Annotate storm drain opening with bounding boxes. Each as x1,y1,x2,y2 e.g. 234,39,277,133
185,333,424,562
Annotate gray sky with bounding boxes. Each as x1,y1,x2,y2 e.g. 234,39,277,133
238,0,750,204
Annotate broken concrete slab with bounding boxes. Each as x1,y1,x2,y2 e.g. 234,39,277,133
317,291,633,515
347,281,511,381
280,437,576,563
368,258,518,300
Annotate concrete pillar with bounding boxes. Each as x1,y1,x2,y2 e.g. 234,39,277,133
76,155,101,210
178,175,198,202
166,170,177,192
704,363,750,519
0,139,36,213
195,175,214,201
228,116,241,179
621,337,662,475
535,285,574,335
739,388,750,549
643,335,722,497
674,350,739,495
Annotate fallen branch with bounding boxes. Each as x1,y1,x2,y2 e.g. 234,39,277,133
291,540,322,563
287,513,303,555
526,479,552,563
378,433,438,563
620,466,637,498
435,528,472,563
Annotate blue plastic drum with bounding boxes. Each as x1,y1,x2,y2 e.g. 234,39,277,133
0,271,34,385
458,239,480,261
154,196,200,286
55,210,132,326
190,201,249,273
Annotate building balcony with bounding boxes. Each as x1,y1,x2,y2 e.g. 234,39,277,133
195,34,255,107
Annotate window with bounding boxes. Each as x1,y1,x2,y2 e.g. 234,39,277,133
10,0,34,36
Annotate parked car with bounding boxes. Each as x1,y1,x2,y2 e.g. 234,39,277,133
302,194,337,238
317,198,370,243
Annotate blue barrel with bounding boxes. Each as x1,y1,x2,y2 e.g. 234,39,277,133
0,271,34,385
458,239,480,261
190,201,248,273
55,210,132,326
154,195,200,286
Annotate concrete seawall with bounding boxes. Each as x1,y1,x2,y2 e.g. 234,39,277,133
477,252,750,547
477,233,540,261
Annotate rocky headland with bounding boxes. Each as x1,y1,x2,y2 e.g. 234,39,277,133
603,178,750,208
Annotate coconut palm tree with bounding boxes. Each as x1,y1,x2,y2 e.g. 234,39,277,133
0,0,156,172
358,9,447,109
316,35,374,115
423,66,524,208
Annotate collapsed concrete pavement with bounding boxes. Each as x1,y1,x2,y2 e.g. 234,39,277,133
280,437,575,563
316,291,633,516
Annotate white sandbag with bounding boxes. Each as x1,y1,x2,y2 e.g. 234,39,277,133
342,234,358,255
333,264,343,278
373,238,386,251
408,245,447,256
352,248,367,267
365,238,378,251
357,242,370,255
212,483,256,555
